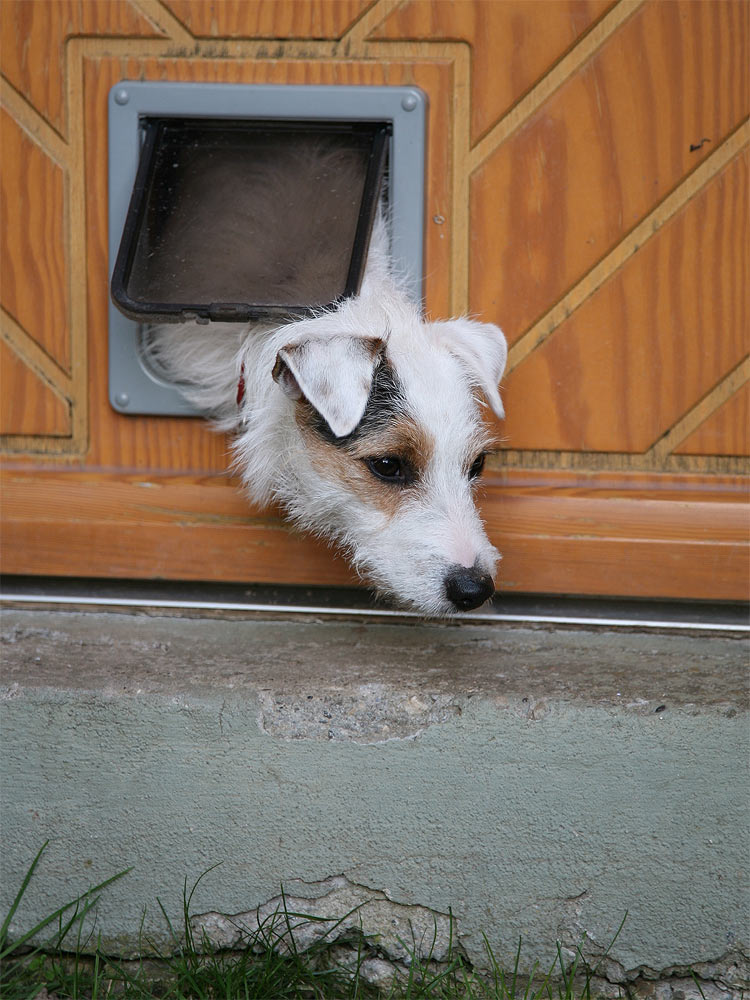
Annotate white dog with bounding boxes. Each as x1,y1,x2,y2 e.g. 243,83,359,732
149,217,507,616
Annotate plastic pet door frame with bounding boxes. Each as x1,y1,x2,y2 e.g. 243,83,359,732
108,81,427,416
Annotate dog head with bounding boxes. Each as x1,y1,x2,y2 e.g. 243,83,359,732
266,294,507,616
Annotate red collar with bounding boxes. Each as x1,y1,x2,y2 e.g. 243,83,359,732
236,362,246,407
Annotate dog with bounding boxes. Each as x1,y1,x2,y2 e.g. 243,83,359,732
148,214,507,616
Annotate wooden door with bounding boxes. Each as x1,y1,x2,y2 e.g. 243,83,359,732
2,0,748,601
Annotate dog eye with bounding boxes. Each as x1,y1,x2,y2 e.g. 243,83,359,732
468,453,486,480
365,455,409,484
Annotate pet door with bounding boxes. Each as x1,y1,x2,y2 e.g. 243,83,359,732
108,82,426,415
111,119,390,324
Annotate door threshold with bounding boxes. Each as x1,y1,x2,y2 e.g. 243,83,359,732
1,576,747,634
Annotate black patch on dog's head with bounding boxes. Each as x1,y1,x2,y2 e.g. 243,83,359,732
308,358,406,445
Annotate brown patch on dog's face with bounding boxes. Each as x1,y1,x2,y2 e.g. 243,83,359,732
296,403,433,518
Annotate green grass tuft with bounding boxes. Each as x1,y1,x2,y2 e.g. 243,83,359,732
1,845,626,1000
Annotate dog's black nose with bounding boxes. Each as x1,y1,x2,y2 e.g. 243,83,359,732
444,567,495,611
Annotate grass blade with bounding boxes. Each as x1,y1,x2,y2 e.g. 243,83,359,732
0,864,131,962
0,841,49,945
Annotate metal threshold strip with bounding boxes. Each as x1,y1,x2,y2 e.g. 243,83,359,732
1,580,747,633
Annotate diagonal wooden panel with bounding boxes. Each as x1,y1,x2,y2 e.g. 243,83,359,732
506,124,750,378
0,0,163,135
0,107,70,372
163,0,375,39
0,340,70,437
648,356,750,463
674,383,750,458
1,306,72,400
371,0,614,144
498,150,748,454
469,0,750,344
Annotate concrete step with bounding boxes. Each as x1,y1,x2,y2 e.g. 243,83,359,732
1,605,748,995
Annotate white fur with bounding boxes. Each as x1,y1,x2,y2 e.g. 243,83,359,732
147,217,507,615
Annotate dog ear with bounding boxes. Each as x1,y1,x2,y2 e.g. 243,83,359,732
273,336,385,437
432,318,508,419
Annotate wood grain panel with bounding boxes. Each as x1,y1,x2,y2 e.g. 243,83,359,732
0,473,356,585
2,471,746,600
485,493,748,601
0,0,162,135
163,0,374,39
469,0,750,343
675,384,750,458
498,149,749,454
0,341,70,436
0,107,69,371
83,54,454,473
373,0,614,143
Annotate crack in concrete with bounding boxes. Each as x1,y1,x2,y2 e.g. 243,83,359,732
192,875,748,994
585,952,749,1000
192,874,457,982
191,876,748,994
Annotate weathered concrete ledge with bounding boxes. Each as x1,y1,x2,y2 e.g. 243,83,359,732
1,608,748,995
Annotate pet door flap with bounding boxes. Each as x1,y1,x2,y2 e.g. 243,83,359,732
110,118,390,323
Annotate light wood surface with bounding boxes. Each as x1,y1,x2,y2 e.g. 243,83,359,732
2,470,747,600
0,0,161,136
373,0,615,143
163,0,373,39
675,384,750,458
500,150,749,454
1,0,748,600
468,0,749,344
0,107,69,371
0,342,70,437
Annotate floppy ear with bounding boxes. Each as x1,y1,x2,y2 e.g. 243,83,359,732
432,318,508,419
273,336,385,437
